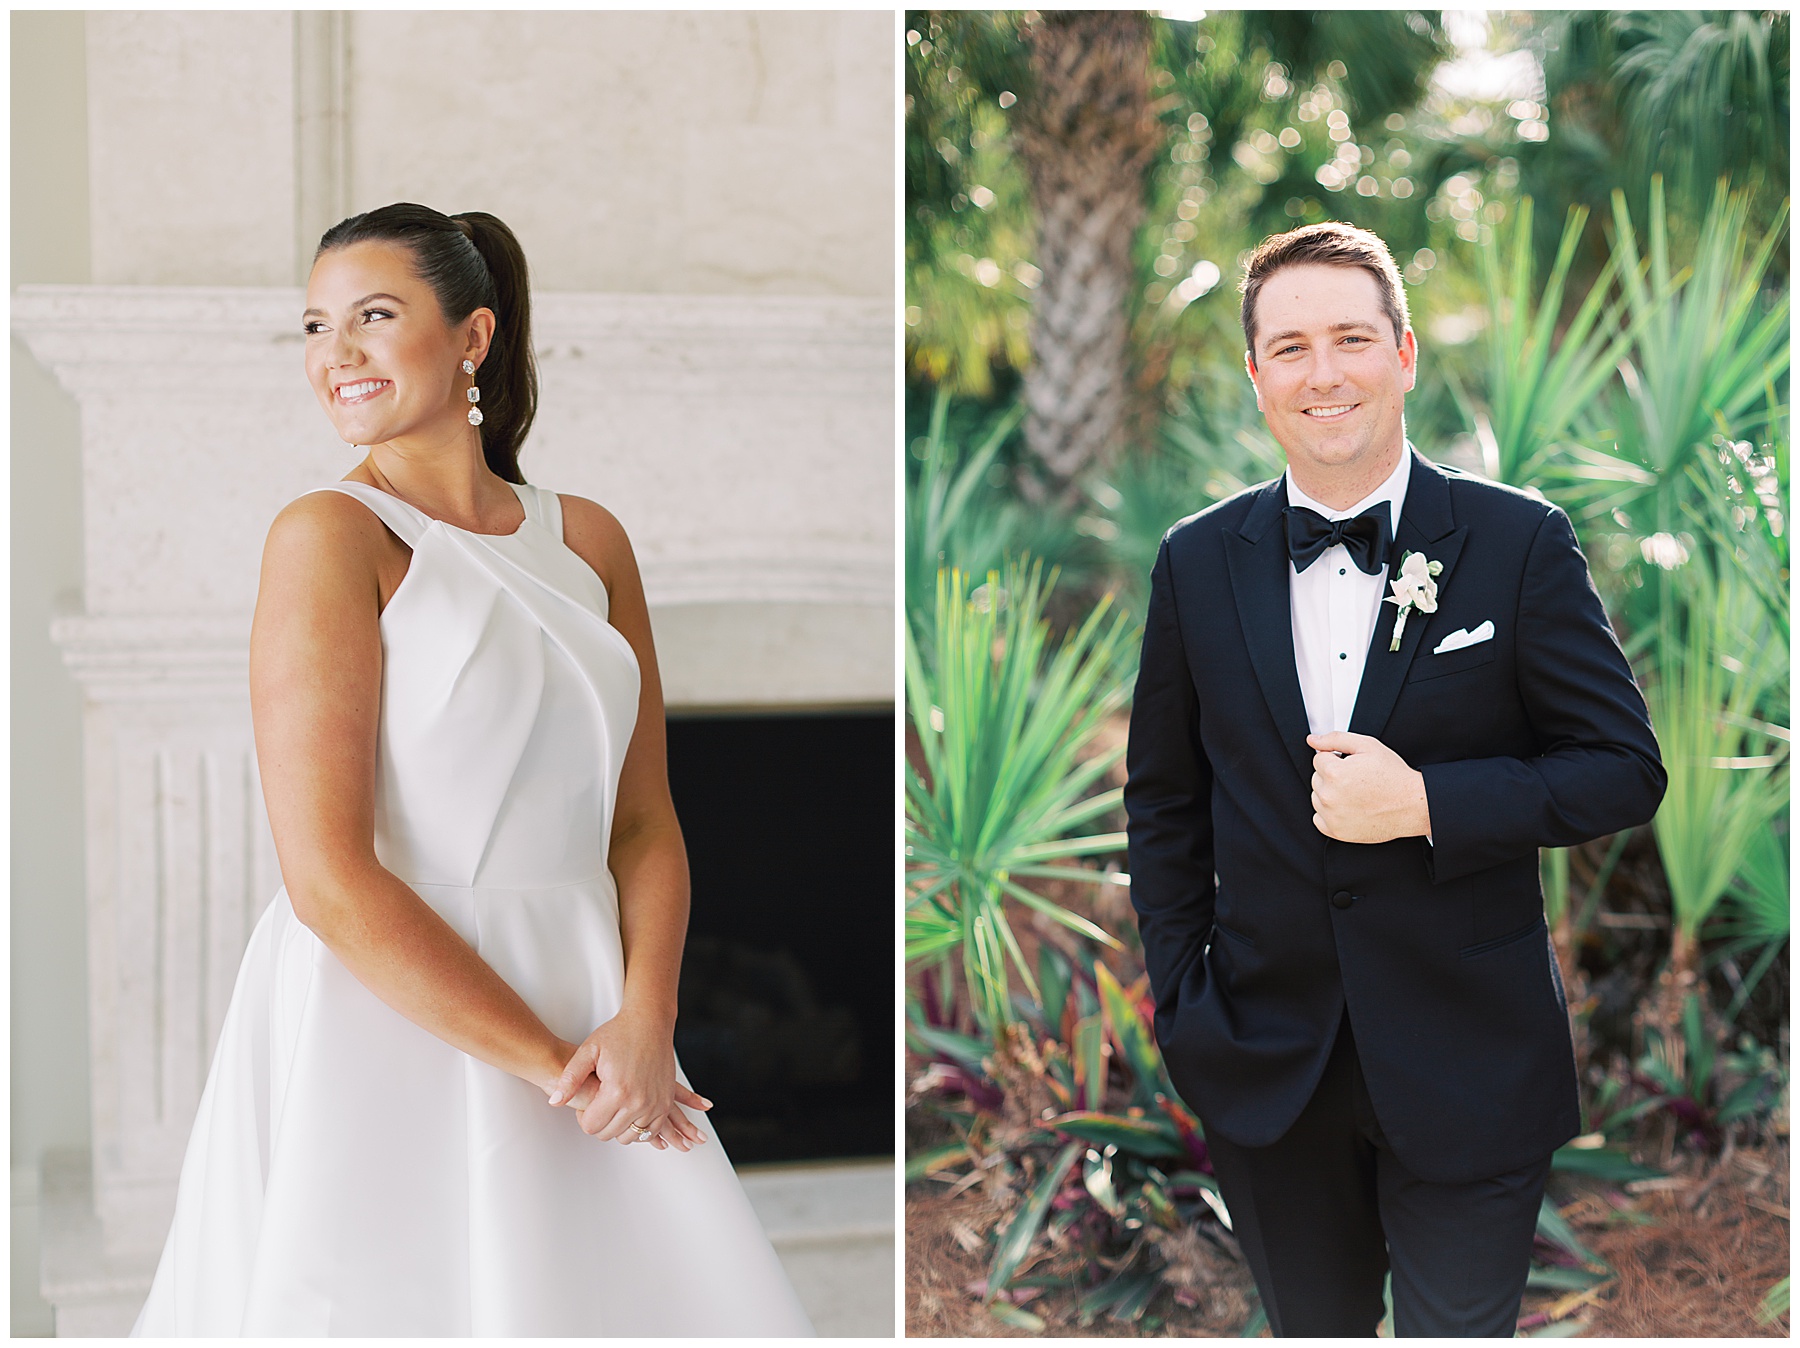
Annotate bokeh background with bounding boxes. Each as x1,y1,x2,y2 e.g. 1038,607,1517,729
13,10,893,1336
903,10,1788,1336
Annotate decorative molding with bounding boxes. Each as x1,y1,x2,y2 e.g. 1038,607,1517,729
77,704,283,1257
12,286,890,395
12,285,893,617
52,616,251,702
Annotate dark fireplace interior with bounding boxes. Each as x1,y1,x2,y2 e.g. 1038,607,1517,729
666,711,892,1165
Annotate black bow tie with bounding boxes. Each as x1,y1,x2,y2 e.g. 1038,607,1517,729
1284,504,1392,575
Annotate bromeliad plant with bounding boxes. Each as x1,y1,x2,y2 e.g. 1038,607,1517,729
906,559,1138,1035
908,941,1235,1325
1590,992,1790,1150
907,934,1649,1326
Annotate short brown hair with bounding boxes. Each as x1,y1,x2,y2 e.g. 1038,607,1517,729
1240,222,1409,359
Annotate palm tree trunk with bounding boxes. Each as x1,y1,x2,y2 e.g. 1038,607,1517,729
1013,12,1165,502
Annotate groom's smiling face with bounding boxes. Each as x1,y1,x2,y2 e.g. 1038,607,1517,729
1245,263,1417,490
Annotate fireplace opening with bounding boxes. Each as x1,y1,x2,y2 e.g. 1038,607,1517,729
665,710,892,1164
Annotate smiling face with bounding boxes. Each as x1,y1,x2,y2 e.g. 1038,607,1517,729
303,239,490,450
1244,262,1417,504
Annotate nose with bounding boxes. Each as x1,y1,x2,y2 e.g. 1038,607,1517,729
324,324,361,371
1303,344,1345,390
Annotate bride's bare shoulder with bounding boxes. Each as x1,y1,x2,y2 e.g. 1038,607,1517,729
259,489,395,595
555,493,639,595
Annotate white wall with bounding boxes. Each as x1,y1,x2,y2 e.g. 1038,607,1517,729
83,11,893,297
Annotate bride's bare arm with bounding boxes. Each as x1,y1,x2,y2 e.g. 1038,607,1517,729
553,496,710,1147
251,492,579,1096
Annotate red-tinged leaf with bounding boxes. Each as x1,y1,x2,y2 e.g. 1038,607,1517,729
1155,1092,1211,1171
1048,1110,1186,1159
1124,972,1153,1019
905,1141,971,1183
1095,962,1170,1103
1073,1014,1105,1112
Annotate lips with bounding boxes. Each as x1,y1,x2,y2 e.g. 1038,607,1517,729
335,379,391,404
1302,403,1359,420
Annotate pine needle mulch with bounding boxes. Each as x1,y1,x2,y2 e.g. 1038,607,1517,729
1575,1142,1788,1338
905,1142,1788,1338
904,1187,1258,1337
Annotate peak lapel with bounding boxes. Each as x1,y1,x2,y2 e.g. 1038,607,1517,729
1224,477,1315,786
1348,450,1468,738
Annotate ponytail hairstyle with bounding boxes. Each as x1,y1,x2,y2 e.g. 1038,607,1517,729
315,204,538,483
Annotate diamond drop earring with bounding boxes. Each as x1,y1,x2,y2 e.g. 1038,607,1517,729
462,359,483,427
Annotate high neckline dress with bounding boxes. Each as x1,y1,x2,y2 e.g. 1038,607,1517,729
132,479,815,1337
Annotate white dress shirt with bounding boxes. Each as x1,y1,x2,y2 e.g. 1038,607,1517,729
1286,448,1412,736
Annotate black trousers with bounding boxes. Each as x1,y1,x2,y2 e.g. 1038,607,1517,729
1202,1011,1552,1337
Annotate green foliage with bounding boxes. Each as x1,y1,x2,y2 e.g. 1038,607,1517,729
1603,12,1788,216
1721,820,1789,946
1498,11,1789,286
987,1139,1081,1301
1535,1197,1608,1272
1088,382,1284,618
910,943,1224,1306
905,13,1037,395
1707,815,1789,1023
909,930,1647,1319
904,561,1137,1032
905,390,1026,643
1758,1276,1791,1325
1540,846,1571,929
1646,554,1788,953
1596,179,1789,539
906,10,1455,397
1549,1142,1662,1184
1619,993,1790,1143
1460,197,1635,496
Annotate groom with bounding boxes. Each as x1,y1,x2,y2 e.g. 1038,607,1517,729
1124,222,1665,1337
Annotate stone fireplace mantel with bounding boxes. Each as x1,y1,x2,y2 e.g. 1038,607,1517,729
15,282,892,1331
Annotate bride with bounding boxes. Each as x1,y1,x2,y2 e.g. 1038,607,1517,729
132,203,814,1336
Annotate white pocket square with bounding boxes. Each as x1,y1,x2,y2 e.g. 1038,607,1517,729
1433,620,1495,655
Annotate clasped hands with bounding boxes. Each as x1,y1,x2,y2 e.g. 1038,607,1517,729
539,1007,711,1151
1307,732,1432,843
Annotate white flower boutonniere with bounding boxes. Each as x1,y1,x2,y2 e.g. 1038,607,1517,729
1384,550,1443,651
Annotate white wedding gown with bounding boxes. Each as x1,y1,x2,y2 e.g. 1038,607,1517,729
132,480,814,1336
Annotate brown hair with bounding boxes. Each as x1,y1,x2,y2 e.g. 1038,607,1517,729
1239,222,1409,360
316,204,538,484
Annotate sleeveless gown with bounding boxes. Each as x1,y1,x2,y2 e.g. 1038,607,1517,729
132,480,814,1336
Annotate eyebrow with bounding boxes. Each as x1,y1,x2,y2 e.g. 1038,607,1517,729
1260,320,1382,350
301,292,408,319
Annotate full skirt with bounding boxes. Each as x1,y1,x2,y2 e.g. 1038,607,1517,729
133,877,814,1336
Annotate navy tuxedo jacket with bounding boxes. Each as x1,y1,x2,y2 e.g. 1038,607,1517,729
1124,449,1665,1184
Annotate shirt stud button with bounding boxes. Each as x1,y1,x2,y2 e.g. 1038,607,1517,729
1338,652,1347,660
1339,567,1347,575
